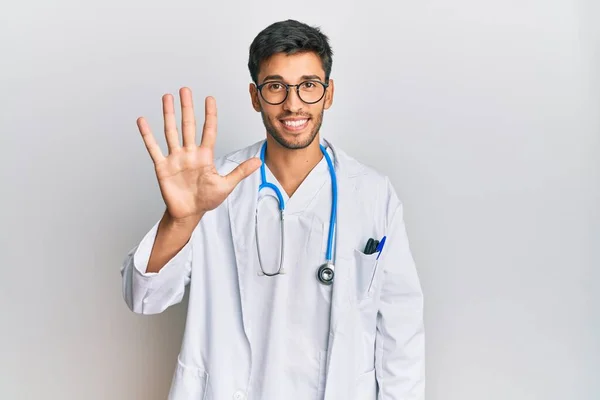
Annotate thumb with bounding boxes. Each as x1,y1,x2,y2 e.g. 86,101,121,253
224,157,262,191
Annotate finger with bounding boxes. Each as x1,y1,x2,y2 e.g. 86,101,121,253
200,96,217,149
162,94,180,153
180,87,196,148
137,117,165,163
224,157,262,191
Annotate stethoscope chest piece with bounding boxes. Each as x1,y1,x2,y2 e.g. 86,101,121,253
317,262,335,285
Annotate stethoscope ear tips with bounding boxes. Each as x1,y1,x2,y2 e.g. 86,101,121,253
317,263,335,285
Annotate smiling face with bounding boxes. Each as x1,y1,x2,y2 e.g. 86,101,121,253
250,51,334,150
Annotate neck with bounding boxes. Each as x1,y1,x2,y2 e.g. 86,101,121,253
264,135,323,197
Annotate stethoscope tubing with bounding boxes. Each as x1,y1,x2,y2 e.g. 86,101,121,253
256,141,337,282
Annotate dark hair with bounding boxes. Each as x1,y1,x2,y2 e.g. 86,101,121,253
248,19,333,84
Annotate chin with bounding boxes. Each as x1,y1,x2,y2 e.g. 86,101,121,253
271,127,318,150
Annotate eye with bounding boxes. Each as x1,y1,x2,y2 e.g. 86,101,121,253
266,82,285,92
300,81,318,91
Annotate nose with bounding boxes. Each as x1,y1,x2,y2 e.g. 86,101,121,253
282,86,304,113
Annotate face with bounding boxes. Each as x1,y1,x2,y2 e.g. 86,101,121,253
250,51,334,150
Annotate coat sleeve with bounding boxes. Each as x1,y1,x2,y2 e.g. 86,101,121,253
375,186,425,399
120,218,194,315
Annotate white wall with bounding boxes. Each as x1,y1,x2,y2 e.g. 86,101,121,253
1,1,597,399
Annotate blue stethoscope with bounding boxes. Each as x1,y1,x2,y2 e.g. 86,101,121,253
255,141,338,285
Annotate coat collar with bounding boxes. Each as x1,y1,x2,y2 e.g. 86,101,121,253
224,136,365,273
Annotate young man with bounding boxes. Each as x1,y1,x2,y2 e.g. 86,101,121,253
121,19,425,400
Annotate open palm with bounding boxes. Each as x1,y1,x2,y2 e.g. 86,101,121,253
136,87,261,222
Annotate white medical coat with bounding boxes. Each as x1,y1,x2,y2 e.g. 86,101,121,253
121,138,425,400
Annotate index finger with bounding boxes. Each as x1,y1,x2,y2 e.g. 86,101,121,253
200,96,217,149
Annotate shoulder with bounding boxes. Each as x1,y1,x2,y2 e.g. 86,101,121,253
329,140,402,224
330,141,398,201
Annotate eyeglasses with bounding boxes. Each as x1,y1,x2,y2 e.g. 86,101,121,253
256,80,329,105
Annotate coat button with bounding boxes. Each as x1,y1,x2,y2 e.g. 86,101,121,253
233,390,246,400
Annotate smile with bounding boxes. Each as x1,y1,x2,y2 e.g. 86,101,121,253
280,118,309,131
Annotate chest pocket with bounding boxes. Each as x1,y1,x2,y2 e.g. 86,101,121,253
353,248,379,300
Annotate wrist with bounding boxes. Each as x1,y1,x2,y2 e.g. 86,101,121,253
162,210,204,231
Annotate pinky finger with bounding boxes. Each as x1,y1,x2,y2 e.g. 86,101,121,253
137,117,165,163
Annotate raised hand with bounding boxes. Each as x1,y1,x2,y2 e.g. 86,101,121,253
136,87,261,224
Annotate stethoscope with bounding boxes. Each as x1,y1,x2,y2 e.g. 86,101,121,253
255,141,338,285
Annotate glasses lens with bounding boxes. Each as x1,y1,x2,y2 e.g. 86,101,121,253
298,81,325,103
261,82,288,104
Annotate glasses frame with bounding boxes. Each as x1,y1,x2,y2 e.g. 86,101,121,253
256,80,330,105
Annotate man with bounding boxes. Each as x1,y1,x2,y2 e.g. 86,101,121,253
121,19,424,400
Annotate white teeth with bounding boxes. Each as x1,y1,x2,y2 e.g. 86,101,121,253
283,119,308,127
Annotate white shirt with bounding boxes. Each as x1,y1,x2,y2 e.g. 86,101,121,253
248,148,334,399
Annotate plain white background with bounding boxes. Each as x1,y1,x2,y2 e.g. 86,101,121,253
1,0,598,399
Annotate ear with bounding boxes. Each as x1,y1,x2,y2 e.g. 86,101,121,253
323,78,334,110
249,83,261,112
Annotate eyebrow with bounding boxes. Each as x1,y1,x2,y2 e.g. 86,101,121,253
261,74,324,83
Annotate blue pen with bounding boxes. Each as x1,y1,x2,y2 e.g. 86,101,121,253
376,236,387,260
